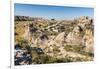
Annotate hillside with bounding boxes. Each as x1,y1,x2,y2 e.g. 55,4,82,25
14,16,94,65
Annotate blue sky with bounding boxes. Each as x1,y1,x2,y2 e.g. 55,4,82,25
15,3,94,20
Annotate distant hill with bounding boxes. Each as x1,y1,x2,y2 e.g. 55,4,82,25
15,16,44,21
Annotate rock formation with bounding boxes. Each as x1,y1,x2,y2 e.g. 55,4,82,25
66,26,83,45
15,16,94,65
83,29,94,53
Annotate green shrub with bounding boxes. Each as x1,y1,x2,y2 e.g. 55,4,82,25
53,47,60,53
64,45,84,53
18,38,28,49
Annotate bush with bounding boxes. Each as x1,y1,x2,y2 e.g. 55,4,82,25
64,45,84,53
18,38,28,49
64,56,84,62
53,47,60,53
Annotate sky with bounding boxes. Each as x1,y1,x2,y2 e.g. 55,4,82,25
15,3,94,20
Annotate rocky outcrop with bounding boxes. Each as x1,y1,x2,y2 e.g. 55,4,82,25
54,32,65,46
66,26,83,45
66,16,94,47
83,29,94,53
